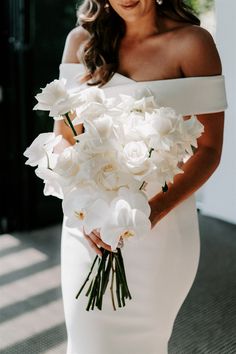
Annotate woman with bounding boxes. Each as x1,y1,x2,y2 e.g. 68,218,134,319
54,0,228,353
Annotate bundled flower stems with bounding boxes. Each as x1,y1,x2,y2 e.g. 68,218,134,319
24,78,204,311
75,246,132,311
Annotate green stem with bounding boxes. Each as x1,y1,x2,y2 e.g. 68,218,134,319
110,253,116,311
101,253,112,295
86,277,98,311
85,277,94,297
162,181,168,193
65,112,77,137
95,251,108,309
75,255,99,299
45,151,52,170
115,262,122,307
149,148,154,157
115,251,132,299
121,283,126,306
139,181,145,190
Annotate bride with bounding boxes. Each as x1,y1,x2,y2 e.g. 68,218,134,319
53,0,227,353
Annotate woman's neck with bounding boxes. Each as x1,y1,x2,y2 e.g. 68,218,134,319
124,11,167,42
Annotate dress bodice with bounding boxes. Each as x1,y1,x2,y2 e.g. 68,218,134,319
59,63,228,116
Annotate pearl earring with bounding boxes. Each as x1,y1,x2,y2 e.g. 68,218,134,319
156,0,163,4
104,3,110,12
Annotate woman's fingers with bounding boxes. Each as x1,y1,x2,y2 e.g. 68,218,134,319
85,234,103,257
90,231,112,252
82,227,112,255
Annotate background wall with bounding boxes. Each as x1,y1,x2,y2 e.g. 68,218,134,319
199,0,236,224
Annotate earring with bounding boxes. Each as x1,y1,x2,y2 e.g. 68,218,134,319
156,0,163,4
104,3,110,12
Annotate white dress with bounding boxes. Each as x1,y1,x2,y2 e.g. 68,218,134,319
59,63,228,354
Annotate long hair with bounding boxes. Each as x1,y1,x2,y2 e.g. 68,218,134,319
76,0,200,86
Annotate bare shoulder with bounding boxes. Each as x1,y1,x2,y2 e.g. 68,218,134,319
61,26,90,64
176,25,222,77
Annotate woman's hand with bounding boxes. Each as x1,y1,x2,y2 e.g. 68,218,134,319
149,194,170,230
82,227,113,257
149,206,161,230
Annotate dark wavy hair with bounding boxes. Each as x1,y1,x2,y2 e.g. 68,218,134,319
76,0,200,86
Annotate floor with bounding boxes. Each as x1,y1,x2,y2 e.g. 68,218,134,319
0,213,235,354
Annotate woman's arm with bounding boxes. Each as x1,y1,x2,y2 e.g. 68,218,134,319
149,26,225,227
53,27,89,153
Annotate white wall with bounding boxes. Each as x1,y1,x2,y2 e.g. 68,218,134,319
198,0,236,224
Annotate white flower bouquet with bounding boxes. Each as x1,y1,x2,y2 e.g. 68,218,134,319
24,78,204,311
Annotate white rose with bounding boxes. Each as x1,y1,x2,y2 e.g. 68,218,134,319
33,78,81,117
119,141,156,181
53,146,80,178
121,141,149,171
94,161,137,191
95,161,121,191
123,141,149,168
76,154,133,191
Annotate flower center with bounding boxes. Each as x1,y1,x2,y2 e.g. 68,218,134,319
121,230,135,238
131,108,143,113
103,163,114,172
74,210,85,220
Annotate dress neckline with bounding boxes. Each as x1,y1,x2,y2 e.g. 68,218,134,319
59,62,224,85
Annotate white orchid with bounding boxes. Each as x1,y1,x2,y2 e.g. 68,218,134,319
33,78,82,117
100,191,152,251
62,186,111,234
23,132,62,167
35,167,65,199
113,187,151,217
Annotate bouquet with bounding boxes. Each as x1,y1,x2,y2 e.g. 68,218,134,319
24,78,204,311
